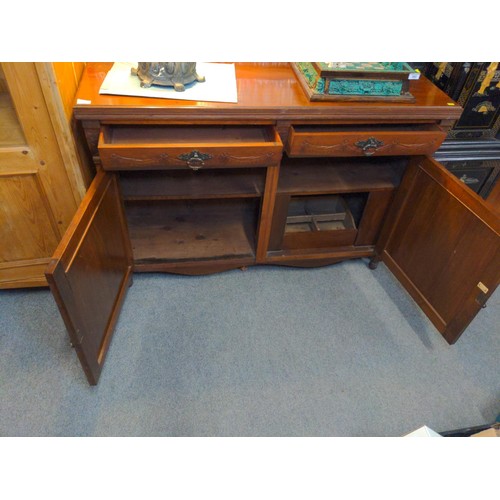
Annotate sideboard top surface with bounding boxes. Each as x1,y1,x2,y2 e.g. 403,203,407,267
74,63,463,122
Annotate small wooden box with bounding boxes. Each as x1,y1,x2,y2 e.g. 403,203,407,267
292,62,416,102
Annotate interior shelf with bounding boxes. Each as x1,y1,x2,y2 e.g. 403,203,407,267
119,168,265,201
125,199,258,263
278,156,406,195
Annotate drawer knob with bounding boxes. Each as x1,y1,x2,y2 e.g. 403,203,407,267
178,150,212,170
355,137,384,156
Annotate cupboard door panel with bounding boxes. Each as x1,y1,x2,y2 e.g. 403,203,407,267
45,171,133,385
0,62,86,288
378,156,500,343
0,175,60,262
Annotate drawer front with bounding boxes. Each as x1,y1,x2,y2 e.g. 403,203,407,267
98,125,283,171
282,228,358,250
286,125,447,158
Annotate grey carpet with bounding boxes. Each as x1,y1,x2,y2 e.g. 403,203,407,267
0,260,498,436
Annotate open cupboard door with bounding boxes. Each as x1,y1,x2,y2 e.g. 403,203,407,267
45,171,133,385
375,156,500,344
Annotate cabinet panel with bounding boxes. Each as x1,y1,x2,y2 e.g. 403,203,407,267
354,190,396,245
0,175,60,262
0,80,25,147
0,63,86,289
449,62,500,140
45,172,133,385
377,156,500,343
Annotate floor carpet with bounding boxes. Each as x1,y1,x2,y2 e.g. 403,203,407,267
0,260,498,436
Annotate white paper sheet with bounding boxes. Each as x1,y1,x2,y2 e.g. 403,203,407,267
99,62,238,103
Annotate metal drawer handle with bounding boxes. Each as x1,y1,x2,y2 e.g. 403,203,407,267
355,137,384,156
178,150,212,170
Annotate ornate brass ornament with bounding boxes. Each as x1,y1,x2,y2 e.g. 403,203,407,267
355,137,384,156
178,150,212,170
131,63,205,92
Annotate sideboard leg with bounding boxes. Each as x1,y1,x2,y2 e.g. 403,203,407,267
368,257,380,270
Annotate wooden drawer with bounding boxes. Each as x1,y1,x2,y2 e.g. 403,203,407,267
98,124,283,171
285,124,447,157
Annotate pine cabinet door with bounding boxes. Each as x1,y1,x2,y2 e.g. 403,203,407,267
0,63,84,288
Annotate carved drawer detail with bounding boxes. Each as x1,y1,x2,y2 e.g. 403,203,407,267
98,125,283,171
286,124,447,157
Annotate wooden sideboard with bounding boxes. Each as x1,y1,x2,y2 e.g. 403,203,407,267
45,63,500,385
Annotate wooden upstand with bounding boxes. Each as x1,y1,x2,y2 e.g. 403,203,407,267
45,63,500,385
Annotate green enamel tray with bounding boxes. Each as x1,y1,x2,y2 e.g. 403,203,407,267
292,62,418,102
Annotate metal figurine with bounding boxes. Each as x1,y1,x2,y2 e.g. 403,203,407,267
131,63,205,92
